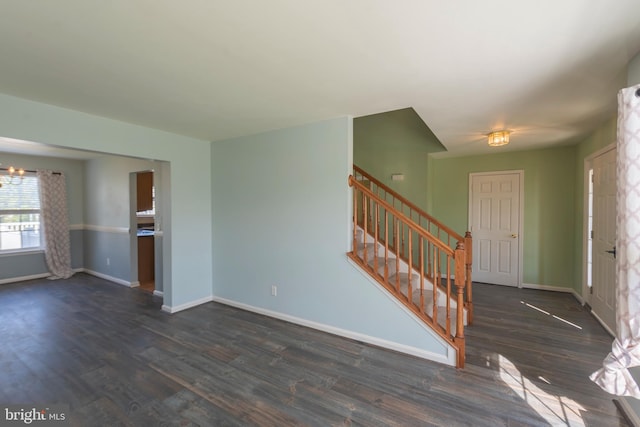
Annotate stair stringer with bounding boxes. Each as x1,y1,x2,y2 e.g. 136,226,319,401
346,256,458,367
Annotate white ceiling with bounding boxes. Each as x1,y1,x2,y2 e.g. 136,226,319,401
0,1,639,158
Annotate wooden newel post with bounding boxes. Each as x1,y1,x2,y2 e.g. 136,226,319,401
454,241,466,368
464,231,473,325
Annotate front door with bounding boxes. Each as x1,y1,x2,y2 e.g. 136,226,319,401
469,172,522,286
590,147,617,333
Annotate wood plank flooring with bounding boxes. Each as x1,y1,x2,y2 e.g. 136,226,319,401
0,274,627,426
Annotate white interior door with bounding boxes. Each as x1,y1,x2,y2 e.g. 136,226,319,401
590,148,617,333
469,172,522,286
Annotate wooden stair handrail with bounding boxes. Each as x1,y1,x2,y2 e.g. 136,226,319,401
353,164,464,243
349,176,453,255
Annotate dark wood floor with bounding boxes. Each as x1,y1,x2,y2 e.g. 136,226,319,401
0,274,627,426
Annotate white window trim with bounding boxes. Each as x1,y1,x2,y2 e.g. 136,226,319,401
0,173,43,253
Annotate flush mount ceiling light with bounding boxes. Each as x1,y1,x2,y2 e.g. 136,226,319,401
487,130,510,147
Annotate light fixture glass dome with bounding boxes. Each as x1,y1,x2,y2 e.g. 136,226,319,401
487,130,510,147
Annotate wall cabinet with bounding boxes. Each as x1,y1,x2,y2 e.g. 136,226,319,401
137,171,153,212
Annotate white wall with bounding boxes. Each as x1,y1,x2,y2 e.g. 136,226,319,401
82,155,159,283
84,156,155,228
211,117,452,364
0,94,212,308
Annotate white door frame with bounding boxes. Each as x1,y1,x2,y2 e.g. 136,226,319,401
468,170,525,287
582,143,616,307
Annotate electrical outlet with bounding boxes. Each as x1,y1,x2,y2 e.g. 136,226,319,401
106,257,111,266
271,285,277,296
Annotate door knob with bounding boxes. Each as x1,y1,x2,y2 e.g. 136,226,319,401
605,246,616,259
511,234,518,238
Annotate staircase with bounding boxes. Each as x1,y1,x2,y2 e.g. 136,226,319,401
348,165,473,368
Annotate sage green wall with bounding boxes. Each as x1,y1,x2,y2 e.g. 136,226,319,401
354,108,445,212
628,50,640,86
573,118,617,293
430,146,577,288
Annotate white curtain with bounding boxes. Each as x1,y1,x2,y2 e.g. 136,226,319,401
590,84,640,397
37,170,74,280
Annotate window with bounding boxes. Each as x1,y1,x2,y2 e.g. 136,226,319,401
0,174,42,252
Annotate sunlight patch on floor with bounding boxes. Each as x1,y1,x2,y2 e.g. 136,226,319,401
521,301,583,330
498,355,586,426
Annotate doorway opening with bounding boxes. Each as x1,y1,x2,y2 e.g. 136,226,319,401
133,170,155,294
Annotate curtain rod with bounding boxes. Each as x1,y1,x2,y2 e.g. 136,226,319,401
0,167,62,175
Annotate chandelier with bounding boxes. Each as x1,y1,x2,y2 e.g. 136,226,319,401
0,165,25,188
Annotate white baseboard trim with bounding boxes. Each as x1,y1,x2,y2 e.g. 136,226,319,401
571,290,585,305
130,281,140,288
522,283,574,292
521,283,585,305
153,290,164,297
213,295,453,367
82,269,134,287
162,295,213,314
616,398,640,427
0,273,51,285
591,310,616,337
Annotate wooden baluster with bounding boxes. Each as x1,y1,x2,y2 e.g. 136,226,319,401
454,241,466,368
427,240,432,282
352,187,358,255
362,194,368,265
384,212,389,281
419,236,424,313
373,204,379,275
395,218,400,292
446,256,451,337
401,223,405,259
392,214,397,253
465,231,473,325
407,229,413,305
368,196,373,235
432,245,438,325
377,205,381,245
